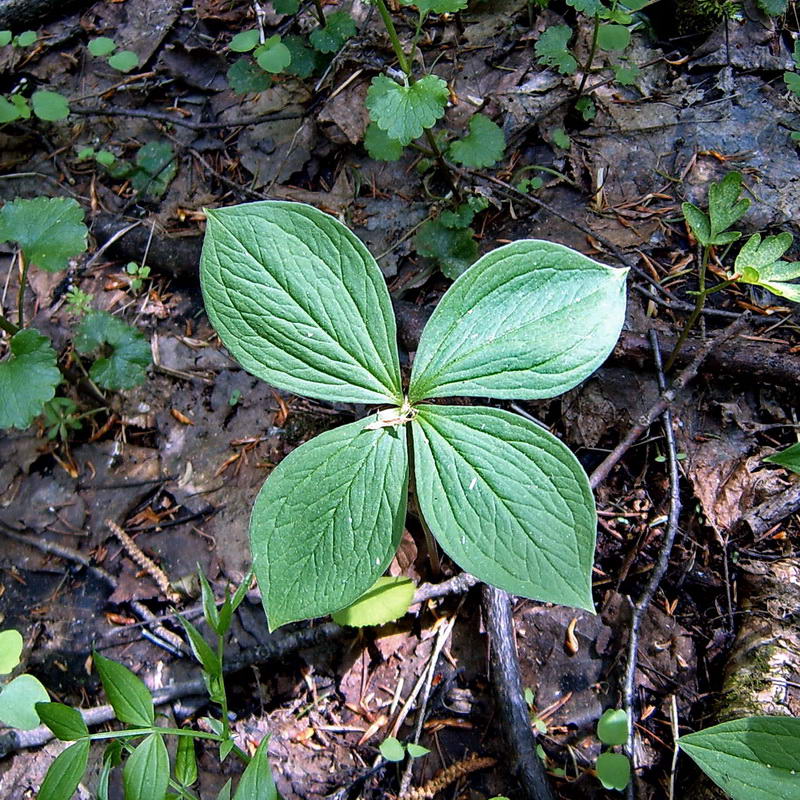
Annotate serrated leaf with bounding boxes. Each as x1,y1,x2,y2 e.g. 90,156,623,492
74,311,150,390
131,140,176,198
0,329,61,430
597,23,630,51
0,196,87,272
764,442,800,474
366,74,448,146
679,716,800,800
415,218,478,279
364,121,404,161
175,735,198,787
233,737,278,800
123,734,170,800
93,652,154,727
230,30,260,53
38,740,90,800
309,11,356,53
412,405,596,610
252,414,408,629
0,629,23,673
535,26,578,75
36,702,89,740
708,171,749,240
254,35,291,73
0,674,49,729
596,752,631,790
200,201,402,404
283,35,318,78
89,37,116,56
785,72,800,96
227,58,272,94
380,737,406,761
332,576,416,627
107,50,139,72
408,240,627,402
448,114,505,168
597,709,629,745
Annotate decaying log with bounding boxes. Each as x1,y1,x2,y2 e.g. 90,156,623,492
0,0,90,30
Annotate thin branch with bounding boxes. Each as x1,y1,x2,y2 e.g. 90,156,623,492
589,313,750,489
70,106,304,131
481,586,556,800
621,331,682,800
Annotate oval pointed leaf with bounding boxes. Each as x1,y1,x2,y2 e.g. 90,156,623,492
93,652,154,727
408,240,627,403
679,716,800,800
36,702,89,740
201,201,402,404
252,414,408,629
412,405,596,610
123,733,169,800
38,740,90,800
233,737,278,800
0,674,49,729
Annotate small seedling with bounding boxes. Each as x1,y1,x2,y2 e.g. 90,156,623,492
125,261,151,293
77,146,116,167
379,736,431,762
87,36,139,73
595,708,630,791
200,201,628,629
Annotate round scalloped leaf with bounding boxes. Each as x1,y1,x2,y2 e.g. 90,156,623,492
227,58,272,94
0,674,49,729
31,91,70,121
254,36,291,73
0,196,87,272
412,405,596,610
366,74,449,146
448,114,505,168
364,122,404,161
107,50,139,72
332,577,416,627
597,23,630,51
309,11,356,54
251,415,408,630
229,29,260,53
408,239,628,402
88,37,116,57
0,329,61,430
597,708,629,746
0,630,23,674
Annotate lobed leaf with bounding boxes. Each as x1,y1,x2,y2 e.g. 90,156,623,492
535,26,578,75
448,114,505,168
131,140,176,198
412,405,597,610
366,74,449,146
415,218,478,279
200,201,402,405
251,415,408,629
0,196,87,272
408,240,628,402
0,329,61,430
708,171,750,240
679,716,800,800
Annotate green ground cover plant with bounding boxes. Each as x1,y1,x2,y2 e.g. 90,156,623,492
200,200,629,629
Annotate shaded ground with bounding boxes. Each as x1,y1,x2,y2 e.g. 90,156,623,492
1,0,800,797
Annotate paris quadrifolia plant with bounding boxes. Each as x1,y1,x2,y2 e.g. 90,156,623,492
200,201,628,630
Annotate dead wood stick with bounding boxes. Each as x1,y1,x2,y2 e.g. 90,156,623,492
0,0,89,28
621,332,682,800
589,314,751,489
740,482,800,536
481,586,556,800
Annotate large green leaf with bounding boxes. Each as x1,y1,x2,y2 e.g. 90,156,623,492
123,733,170,800
0,673,49,729
93,652,154,727
251,414,408,629
38,740,90,800
408,240,627,403
0,196,87,272
0,329,61,430
412,405,596,610
201,201,402,404
679,716,800,800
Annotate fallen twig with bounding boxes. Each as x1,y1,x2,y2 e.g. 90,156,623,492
621,332,682,799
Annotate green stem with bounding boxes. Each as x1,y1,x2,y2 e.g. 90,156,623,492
575,15,600,101
0,311,20,336
375,0,412,76
16,252,29,329
664,246,710,372
88,727,222,743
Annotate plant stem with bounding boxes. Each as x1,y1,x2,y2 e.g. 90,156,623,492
312,0,327,28
16,251,28,329
375,0,412,76
0,311,20,336
664,246,710,372
575,14,600,101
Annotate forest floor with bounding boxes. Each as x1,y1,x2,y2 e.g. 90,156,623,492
1,0,800,797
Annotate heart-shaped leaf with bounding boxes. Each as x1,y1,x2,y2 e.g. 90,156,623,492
408,240,627,402
201,201,402,405
679,716,800,800
0,674,49,729
412,405,596,610
252,414,408,629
